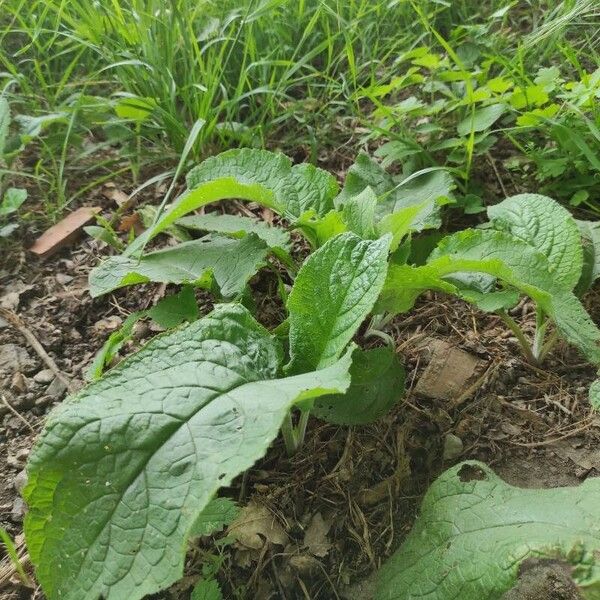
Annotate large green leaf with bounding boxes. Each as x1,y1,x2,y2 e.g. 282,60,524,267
312,346,405,424
125,149,337,256
287,233,390,373
335,153,453,231
24,304,352,600
488,194,583,289
377,230,600,364
89,234,268,298
176,213,291,251
377,461,600,599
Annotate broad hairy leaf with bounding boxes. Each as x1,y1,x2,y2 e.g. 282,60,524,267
287,233,390,373
24,304,352,600
312,346,405,424
335,154,453,232
177,213,291,251
488,193,583,289
123,149,337,257
342,186,377,239
89,234,268,298
377,229,600,364
377,461,600,599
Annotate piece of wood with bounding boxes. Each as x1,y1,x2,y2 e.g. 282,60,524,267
29,206,101,258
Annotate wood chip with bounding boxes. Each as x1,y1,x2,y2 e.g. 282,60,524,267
29,206,101,258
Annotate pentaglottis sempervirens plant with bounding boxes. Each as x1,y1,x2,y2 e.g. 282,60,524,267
23,149,600,599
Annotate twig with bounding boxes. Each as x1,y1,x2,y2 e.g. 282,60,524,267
1,395,34,433
0,308,75,394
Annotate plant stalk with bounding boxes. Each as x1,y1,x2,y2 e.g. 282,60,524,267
497,309,538,365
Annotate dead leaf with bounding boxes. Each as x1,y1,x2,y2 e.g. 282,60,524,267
303,512,332,558
227,501,288,551
103,187,129,207
118,212,142,234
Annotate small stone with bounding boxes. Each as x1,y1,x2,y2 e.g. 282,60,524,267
11,497,26,522
11,371,27,392
13,392,35,411
35,395,54,409
34,368,55,384
443,433,464,461
56,273,74,285
13,470,28,494
46,376,68,401
0,344,36,374
94,316,123,332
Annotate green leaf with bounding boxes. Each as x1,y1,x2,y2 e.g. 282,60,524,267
147,285,199,329
287,233,390,373
375,169,454,231
457,103,506,136
335,154,453,232
459,288,520,313
190,497,240,537
488,194,583,289
342,186,377,239
24,304,352,600
376,263,456,314
191,579,222,600
177,213,290,251
335,153,395,207
89,234,269,298
127,149,337,256
294,209,347,247
114,96,156,122
577,220,600,295
312,346,405,424
376,201,434,251
86,311,145,381
0,188,27,216
377,460,600,600
0,97,9,158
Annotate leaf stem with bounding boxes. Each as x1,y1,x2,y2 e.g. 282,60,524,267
280,409,311,456
497,309,538,365
532,306,548,362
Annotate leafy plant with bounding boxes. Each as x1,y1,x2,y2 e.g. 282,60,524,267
23,148,600,600
377,461,600,599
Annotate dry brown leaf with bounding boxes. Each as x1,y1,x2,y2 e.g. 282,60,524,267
303,512,332,558
228,501,288,551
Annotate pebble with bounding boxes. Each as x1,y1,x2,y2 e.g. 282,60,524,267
13,470,28,494
46,376,68,400
56,273,74,285
34,368,55,384
11,497,26,522
10,371,27,392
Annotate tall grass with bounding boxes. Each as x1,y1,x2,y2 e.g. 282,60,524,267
0,0,417,160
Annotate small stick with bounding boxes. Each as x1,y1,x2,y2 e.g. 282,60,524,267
0,308,75,394
1,395,34,433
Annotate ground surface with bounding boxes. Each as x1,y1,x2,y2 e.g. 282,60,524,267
1,203,599,599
